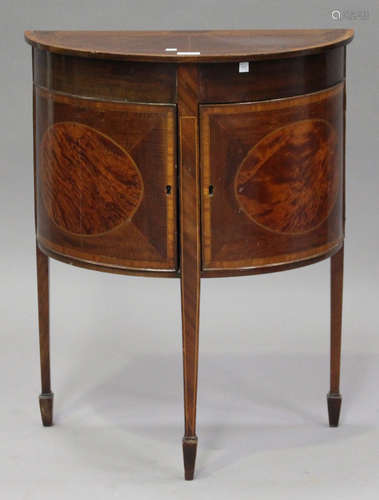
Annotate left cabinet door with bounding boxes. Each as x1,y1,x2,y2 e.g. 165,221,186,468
34,87,177,271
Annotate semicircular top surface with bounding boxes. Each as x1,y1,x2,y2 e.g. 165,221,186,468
24,29,354,63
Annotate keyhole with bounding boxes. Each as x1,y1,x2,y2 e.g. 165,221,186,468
208,185,214,196
166,185,172,195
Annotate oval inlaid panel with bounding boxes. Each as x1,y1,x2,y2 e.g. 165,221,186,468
39,122,143,235
235,119,339,234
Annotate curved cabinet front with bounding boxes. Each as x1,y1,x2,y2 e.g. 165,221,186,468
200,82,344,271
26,29,353,481
34,87,177,271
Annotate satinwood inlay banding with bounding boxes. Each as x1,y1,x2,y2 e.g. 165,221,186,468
235,119,339,234
39,122,143,235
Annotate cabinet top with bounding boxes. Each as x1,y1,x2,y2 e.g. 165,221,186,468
24,29,354,63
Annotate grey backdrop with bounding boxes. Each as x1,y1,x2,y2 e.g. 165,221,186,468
0,1,378,499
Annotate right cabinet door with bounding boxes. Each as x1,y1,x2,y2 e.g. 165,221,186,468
200,82,344,271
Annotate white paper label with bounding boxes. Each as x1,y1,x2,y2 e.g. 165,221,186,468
239,61,250,73
177,51,201,56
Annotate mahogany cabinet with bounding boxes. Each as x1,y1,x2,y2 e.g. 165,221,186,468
25,29,354,480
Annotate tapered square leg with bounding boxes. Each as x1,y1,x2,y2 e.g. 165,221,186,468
328,246,344,427
36,245,54,426
179,115,200,479
178,64,201,481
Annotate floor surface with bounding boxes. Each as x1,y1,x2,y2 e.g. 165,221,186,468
1,256,378,499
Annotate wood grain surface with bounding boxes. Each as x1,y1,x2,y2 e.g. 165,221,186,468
235,118,338,235
328,245,344,427
33,48,177,103
198,46,344,103
25,29,354,63
36,245,54,426
178,64,201,480
40,122,143,235
35,87,177,271
200,82,344,270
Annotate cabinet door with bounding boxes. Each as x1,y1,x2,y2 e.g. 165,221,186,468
35,88,177,271
200,83,344,270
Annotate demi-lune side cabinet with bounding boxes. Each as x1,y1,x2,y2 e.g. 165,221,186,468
25,29,354,480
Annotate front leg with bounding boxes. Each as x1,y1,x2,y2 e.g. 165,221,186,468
178,64,201,480
181,267,200,480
